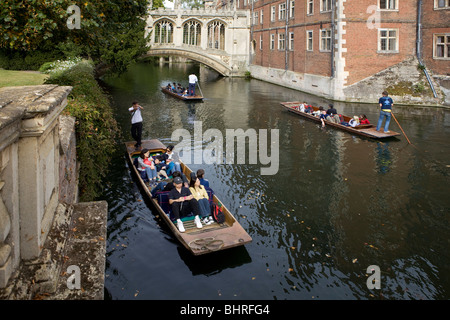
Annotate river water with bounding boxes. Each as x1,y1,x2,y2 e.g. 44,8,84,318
100,61,450,300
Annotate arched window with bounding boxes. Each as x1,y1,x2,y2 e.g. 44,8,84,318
183,20,201,46
154,19,173,44
207,20,225,50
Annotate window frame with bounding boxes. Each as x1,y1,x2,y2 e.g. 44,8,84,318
320,0,332,13
434,0,450,9
378,28,399,53
307,0,314,15
278,33,286,50
378,0,398,11
320,28,332,52
306,30,313,51
279,3,286,20
271,6,276,22
270,34,275,50
433,33,450,60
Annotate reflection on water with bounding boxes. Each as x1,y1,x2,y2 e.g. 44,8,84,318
100,62,450,300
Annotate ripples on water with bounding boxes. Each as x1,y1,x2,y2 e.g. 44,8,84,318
100,62,450,300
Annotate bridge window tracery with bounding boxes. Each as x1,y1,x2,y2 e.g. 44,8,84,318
207,20,225,50
183,20,202,46
154,19,173,44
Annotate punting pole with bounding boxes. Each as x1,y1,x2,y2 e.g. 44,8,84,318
391,112,412,145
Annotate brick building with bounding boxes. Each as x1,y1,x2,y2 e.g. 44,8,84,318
232,0,449,104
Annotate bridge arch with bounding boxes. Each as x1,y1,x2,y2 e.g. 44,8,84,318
144,48,232,76
146,7,250,77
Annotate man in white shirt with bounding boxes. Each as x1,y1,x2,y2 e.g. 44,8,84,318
188,73,198,96
128,101,143,149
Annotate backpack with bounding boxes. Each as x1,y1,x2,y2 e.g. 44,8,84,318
210,203,225,224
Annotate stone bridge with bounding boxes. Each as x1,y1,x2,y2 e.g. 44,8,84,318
145,4,251,77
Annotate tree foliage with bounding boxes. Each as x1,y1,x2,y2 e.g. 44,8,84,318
0,0,151,73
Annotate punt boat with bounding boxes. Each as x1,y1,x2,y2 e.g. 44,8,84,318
280,101,401,139
161,86,203,101
125,139,252,255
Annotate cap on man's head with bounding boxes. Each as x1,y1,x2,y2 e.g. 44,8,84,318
173,177,183,184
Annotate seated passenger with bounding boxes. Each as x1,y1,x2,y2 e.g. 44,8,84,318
196,168,210,188
151,171,188,197
313,106,324,117
189,173,213,225
349,116,360,127
137,149,157,185
163,145,182,173
359,114,370,124
299,101,307,112
169,177,203,232
326,104,337,116
154,155,169,180
319,110,330,127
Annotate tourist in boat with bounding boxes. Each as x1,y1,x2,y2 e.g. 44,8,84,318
359,114,370,124
376,91,394,133
188,73,198,96
313,106,324,116
164,145,182,173
151,171,188,197
154,155,169,180
349,116,360,127
319,109,330,127
326,103,337,116
196,168,210,189
128,101,143,149
189,173,213,225
169,176,203,232
137,149,157,185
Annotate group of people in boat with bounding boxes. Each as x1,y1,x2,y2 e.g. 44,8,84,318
135,145,214,233
165,82,189,97
293,102,370,128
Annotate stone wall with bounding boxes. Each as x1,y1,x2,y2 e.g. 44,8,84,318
0,85,73,288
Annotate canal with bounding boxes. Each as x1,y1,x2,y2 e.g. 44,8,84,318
100,61,450,300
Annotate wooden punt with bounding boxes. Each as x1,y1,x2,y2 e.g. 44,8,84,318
280,101,401,139
125,139,252,256
161,86,203,101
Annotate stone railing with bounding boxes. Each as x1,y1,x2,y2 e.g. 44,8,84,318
0,85,75,289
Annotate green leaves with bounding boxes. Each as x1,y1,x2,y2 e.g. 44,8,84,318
0,0,150,74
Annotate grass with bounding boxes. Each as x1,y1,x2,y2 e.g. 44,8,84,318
0,69,49,88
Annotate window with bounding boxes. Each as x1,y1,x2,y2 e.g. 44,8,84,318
321,0,332,12
154,19,173,44
289,32,294,50
434,34,450,59
183,20,201,46
253,11,258,25
320,29,331,51
435,0,450,8
270,34,275,50
307,30,313,51
208,20,226,50
279,3,286,20
271,6,276,21
278,33,286,50
260,35,263,50
260,9,264,24
379,0,398,10
378,28,398,52
290,1,295,18
307,0,314,15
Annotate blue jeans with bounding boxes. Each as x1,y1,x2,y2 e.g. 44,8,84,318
376,110,391,132
145,167,157,180
197,198,210,218
188,83,196,96
151,181,167,197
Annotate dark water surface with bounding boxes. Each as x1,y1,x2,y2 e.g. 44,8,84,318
100,62,450,300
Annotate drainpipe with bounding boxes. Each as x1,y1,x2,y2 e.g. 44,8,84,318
285,0,289,70
416,0,438,98
330,0,335,78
